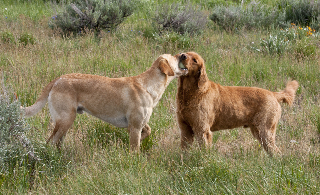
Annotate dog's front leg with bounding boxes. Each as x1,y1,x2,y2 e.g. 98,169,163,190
128,125,142,152
140,124,151,141
194,124,212,149
128,107,152,152
177,116,194,150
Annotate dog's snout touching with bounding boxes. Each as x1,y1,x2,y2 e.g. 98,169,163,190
180,54,187,61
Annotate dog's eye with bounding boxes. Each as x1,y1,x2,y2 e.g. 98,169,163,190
193,58,197,63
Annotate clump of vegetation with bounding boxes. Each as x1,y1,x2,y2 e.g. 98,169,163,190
0,31,15,44
210,0,320,32
0,81,37,178
280,0,320,27
153,2,208,35
18,32,36,46
259,33,290,55
50,0,137,35
251,23,317,56
209,5,242,32
210,1,287,32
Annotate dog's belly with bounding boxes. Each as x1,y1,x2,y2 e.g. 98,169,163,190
211,115,252,131
78,106,128,128
99,116,128,128
211,123,245,131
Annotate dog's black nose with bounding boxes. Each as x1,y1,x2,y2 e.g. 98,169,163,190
180,54,187,60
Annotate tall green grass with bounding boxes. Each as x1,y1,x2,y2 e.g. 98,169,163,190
1,0,320,194
0,0,53,21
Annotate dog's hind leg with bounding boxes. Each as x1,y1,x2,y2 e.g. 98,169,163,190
261,122,281,155
250,125,280,156
47,111,76,149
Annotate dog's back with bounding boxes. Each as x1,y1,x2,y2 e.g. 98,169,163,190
209,81,298,131
208,84,277,130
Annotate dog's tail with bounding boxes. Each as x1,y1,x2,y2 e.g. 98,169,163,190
273,80,299,106
22,78,58,117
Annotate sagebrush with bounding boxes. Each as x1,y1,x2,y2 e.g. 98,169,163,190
0,82,32,175
50,0,137,35
153,2,208,35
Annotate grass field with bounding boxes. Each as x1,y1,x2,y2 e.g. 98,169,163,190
1,0,320,194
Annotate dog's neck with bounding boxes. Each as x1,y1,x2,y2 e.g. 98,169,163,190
177,75,210,101
178,76,204,91
136,67,174,107
179,76,197,91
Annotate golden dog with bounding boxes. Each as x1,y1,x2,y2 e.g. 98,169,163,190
175,52,298,155
22,54,188,151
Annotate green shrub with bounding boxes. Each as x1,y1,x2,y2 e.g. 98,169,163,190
259,34,290,55
246,2,287,29
0,82,33,175
210,2,288,31
18,33,36,46
1,31,15,44
252,24,317,56
50,0,137,35
141,25,158,40
310,17,320,31
153,2,208,35
280,0,320,26
209,5,242,32
258,27,297,55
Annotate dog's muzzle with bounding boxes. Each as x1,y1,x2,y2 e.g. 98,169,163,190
178,54,187,71
180,53,187,61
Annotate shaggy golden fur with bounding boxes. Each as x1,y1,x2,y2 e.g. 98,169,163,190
175,52,299,155
22,54,188,152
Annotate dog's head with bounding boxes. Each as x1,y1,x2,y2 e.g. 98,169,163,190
155,54,189,77
175,52,208,88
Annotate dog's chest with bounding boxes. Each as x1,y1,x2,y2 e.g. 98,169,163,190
178,95,202,118
147,86,166,107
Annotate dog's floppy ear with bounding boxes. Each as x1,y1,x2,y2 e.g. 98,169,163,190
197,66,208,88
159,59,174,76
